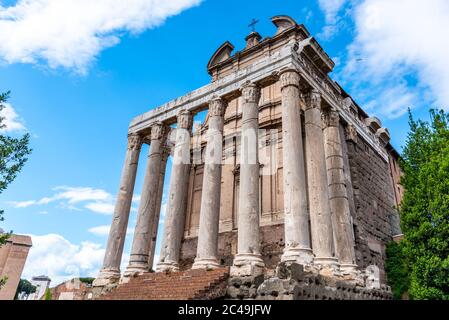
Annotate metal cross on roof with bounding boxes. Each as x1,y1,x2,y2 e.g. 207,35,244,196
248,18,259,32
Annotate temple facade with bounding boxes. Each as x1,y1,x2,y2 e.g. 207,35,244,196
93,16,403,299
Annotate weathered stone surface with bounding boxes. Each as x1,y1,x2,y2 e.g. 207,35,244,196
94,134,142,288
304,90,338,267
231,82,265,277
148,147,169,270
346,136,398,283
193,98,225,270
157,111,193,272
276,262,305,282
256,264,392,300
126,124,167,274
279,70,313,265
226,275,264,300
323,109,357,273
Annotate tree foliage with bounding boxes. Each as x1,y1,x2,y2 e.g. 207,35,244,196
0,276,7,290
397,109,449,300
385,241,410,299
0,91,32,247
14,279,36,300
44,288,52,300
0,91,32,291
79,277,95,285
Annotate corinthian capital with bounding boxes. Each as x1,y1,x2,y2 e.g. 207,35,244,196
177,110,193,130
127,133,143,151
150,122,166,141
209,98,225,117
279,69,300,89
322,109,340,128
241,82,261,104
303,89,322,110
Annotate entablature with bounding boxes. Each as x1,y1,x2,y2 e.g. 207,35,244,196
129,16,392,162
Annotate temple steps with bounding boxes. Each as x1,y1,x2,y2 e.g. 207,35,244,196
97,267,230,300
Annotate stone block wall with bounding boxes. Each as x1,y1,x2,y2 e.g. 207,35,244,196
346,137,397,283
227,263,393,300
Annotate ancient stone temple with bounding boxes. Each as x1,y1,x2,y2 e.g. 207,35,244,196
93,15,403,300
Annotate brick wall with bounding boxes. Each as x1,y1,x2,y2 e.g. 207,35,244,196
0,234,32,300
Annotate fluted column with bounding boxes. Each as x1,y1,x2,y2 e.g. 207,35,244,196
304,89,339,268
93,133,142,287
125,123,167,275
231,82,265,277
279,70,313,265
323,109,357,273
148,146,169,270
156,111,193,272
193,98,225,270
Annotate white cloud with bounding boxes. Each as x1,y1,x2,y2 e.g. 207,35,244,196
84,202,115,215
88,225,134,236
52,186,112,203
9,186,113,209
10,200,36,208
22,234,105,285
159,202,167,223
0,0,202,74
318,0,348,39
9,186,143,216
88,225,111,237
338,0,449,118
0,102,26,133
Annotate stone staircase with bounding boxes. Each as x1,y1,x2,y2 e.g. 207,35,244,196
98,267,230,300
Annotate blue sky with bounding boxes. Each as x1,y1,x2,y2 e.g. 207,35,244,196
1,0,448,285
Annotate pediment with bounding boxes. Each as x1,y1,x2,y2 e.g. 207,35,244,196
207,41,235,71
271,15,297,34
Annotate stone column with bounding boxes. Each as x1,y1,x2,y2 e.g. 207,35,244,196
156,111,193,272
304,89,339,268
231,82,265,277
279,70,313,265
93,133,142,287
323,109,357,273
125,123,166,275
192,98,225,270
147,146,169,270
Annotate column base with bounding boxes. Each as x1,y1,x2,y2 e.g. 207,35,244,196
155,261,180,273
314,256,340,277
192,258,221,270
92,268,121,288
281,247,314,265
340,263,358,275
314,256,339,266
231,253,265,277
123,262,150,277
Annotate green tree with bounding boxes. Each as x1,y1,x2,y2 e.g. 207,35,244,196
385,241,410,299
0,276,7,290
0,91,32,290
44,288,52,300
398,109,449,300
79,277,95,285
14,279,36,300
